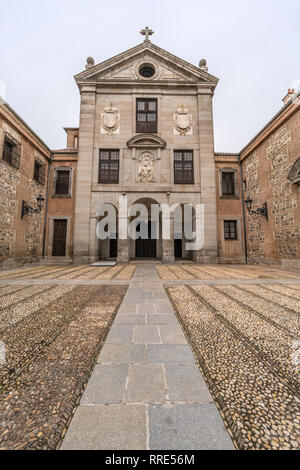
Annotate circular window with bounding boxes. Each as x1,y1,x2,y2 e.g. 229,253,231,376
139,64,155,78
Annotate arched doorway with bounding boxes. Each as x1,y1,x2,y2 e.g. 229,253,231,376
130,198,161,260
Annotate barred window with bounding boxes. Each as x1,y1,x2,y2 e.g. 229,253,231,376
136,99,157,133
174,151,194,184
99,150,119,183
55,170,70,195
33,160,46,185
222,172,235,195
2,135,21,169
224,221,237,240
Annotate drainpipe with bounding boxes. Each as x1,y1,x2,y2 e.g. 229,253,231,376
42,152,52,259
239,153,248,265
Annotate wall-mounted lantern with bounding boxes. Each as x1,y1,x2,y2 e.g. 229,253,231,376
21,194,45,219
245,197,268,221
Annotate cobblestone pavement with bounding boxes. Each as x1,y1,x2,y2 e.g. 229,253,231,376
0,284,127,449
156,264,300,281
0,265,136,281
0,263,299,450
167,284,300,450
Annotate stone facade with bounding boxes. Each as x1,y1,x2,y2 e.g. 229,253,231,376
1,35,300,269
0,103,51,267
215,154,244,264
72,39,219,264
45,129,78,262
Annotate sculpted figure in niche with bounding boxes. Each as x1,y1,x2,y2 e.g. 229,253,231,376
138,152,155,183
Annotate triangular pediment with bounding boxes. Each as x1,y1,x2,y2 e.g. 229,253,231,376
75,42,218,87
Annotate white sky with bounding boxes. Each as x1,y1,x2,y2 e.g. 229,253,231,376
1,0,299,152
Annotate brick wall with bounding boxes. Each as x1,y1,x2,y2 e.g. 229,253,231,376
0,105,50,267
46,151,77,259
215,155,244,263
241,104,300,267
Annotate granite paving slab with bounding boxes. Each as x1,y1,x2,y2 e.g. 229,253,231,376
61,265,234,450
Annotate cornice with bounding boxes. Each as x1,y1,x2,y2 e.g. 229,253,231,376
240,93,300,160
75,41,218,89
0,102,51,159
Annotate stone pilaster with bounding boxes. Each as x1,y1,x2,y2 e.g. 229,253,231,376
89,217,98,264
73,86,96,264
117,215,130,263
197,88,218,264
162,214,175,264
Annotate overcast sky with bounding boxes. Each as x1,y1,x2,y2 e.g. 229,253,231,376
1,0,299,152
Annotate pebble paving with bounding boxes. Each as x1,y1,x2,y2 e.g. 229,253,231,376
0,263,299,450
0,284,127,450
167,284,300,450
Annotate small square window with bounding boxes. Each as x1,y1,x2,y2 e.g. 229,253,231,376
224,221,237,240
2,135,21,169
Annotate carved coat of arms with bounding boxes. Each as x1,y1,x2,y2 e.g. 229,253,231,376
174,105,192,136
101,103,120,135
137,152,155,183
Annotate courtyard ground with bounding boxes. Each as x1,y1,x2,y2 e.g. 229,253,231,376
0,263,299,450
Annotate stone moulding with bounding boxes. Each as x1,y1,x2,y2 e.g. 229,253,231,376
127,134,167,149
288,157,300,184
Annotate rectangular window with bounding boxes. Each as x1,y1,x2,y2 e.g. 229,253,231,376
174,150,194,184
224,221,237,240
2,135,21,169
222,172,235,196
99,150,120,183
55,170,70,195
33,160,46,185
136,99,157,133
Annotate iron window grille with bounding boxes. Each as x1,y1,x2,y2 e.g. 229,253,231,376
55,170,70,195
222,172,235,195
33,160,46,185
2,134,21,169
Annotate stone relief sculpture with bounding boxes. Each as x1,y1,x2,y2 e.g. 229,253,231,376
137,152,155,183
101,103,120,135
174,104,192,136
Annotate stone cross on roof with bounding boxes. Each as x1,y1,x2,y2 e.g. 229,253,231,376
140,26,154,42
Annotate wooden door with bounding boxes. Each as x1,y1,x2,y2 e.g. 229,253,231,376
174,239,183,258
110,238,118,258
52,220,67,256
136,222,157,258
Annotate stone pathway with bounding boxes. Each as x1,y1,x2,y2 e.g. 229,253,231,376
61,265,234,450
